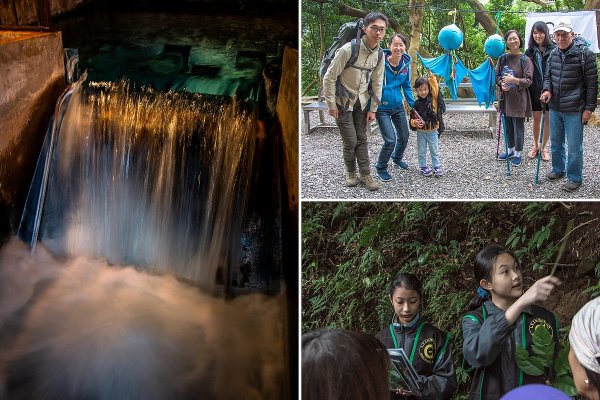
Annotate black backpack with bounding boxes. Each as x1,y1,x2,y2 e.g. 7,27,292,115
319,19,384,103
320,19,365,77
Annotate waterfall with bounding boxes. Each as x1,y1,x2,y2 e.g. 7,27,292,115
20,76,258,292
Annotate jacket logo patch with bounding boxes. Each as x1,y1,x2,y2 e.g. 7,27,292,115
528,318,553,338
419,338,436,363
401,67,408,75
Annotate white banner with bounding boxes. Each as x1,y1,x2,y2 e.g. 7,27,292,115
525,11,599,53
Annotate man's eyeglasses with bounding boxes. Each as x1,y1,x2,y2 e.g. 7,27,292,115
368,25,386,34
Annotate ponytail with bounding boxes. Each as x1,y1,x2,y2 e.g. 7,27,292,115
466,287,490,311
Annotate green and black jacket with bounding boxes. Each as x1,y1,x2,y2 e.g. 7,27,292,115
462,300,559,400
376,314,457,400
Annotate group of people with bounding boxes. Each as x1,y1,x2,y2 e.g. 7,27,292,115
322,12,597,192
302,244,600,400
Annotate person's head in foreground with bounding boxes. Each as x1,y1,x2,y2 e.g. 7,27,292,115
302,328,390,400
500,384,571,399
569,296,600,400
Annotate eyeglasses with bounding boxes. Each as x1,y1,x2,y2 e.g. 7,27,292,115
368,25,386,34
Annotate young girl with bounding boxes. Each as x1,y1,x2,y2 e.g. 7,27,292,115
376,272,457,399
462,244,562,400
496,30,533,167
525,22,555,161
375,33,415,182
409,72,444,177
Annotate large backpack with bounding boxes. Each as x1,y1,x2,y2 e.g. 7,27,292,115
320,19,365,77
319,19,384,102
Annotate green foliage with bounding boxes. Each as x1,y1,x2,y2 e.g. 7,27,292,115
514,325,576,396
302,202,597,399
301,0,589,97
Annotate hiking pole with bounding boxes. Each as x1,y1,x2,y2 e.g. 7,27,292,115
534,104,547,184
496,104,502,158
499,94,511,176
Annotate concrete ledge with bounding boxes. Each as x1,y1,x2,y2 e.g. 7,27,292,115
0,30,65,234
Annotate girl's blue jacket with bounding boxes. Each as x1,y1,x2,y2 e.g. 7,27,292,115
378,49,415,111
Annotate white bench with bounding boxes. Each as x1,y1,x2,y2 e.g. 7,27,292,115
302,100,378,135
444,101,498,138
302,86,499,137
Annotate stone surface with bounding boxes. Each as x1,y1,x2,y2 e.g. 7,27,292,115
0,30,65,235
276,46,298,213
0,0,88,26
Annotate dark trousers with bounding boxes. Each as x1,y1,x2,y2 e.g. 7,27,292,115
504,115,525,152
336,102,370,176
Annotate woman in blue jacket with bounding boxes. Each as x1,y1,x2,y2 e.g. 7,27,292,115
375,33,415,182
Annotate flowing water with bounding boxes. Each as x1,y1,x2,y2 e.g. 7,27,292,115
20,75,258,291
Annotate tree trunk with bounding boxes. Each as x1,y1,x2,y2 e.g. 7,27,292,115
407,0,424,83
463,0,500,36
585,0,600,9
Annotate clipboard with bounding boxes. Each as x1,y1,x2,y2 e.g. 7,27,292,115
388,348,420,394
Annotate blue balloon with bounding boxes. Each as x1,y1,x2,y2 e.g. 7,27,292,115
484,34,505,58
438,24,463,51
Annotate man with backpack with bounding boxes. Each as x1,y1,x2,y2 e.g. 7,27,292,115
322,12,387,191
540,17,598,192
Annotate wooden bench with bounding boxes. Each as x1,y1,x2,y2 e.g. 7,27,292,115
302,100,378,135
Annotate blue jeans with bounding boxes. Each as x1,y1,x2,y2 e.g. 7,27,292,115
375,106,409,171
549,110,584,183
417,130,440,168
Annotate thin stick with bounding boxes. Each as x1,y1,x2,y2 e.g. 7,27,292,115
551,219,574,276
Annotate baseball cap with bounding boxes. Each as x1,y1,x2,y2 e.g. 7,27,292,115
554,18,573,33
500,384,571,400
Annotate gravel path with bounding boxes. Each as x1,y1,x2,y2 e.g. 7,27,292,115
301,111,600,200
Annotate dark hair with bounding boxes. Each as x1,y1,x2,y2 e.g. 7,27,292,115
364,12,389,27
389,33,408,47
389,272,425,312
585,368,600,393
527,21,552,53
413,77,429,90
302,328,390,400
504,29,523,49
466,244,519,311
389,270,423,296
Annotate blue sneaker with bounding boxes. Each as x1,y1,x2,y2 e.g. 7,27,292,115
511,156,521,167
497,152,514,161
393,160,409,170
376,169,392,182
420,166,433,177
433,166,444,177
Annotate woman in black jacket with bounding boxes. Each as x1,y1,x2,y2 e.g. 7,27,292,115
525,21,555,161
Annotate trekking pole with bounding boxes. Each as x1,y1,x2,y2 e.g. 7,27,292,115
496,104,502,158
499,94,511,176
534,104,547,184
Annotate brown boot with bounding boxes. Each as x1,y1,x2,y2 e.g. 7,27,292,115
345,171,358,187
361,174,379,191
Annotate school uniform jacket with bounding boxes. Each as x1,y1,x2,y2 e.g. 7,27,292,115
376,314,457,400
462,300,559,400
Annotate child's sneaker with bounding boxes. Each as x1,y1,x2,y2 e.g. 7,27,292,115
497,152,514,161
511,156,522,167
420,166,433,177
376,169,392,182
433,166,443,177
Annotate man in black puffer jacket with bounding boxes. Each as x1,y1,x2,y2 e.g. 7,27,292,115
540,17,598,192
